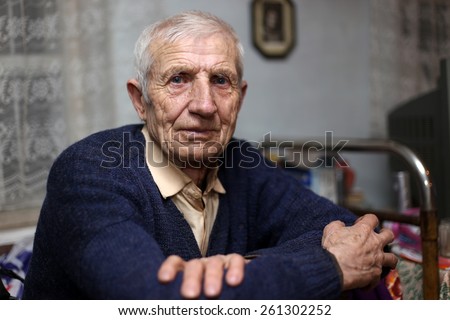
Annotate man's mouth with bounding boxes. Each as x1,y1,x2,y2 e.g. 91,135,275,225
178,128,219,140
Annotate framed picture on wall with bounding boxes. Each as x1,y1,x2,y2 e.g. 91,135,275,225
252,0,296,58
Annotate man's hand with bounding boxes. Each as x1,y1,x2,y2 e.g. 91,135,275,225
157,254,248,299
322,213,398,291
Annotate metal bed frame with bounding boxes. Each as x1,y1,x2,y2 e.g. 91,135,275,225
261,138,439,299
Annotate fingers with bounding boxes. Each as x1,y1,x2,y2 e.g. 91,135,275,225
203,256,225,297
203,254,247,298
157,255,185,283
159,254,248,299
378,227,395,245
383,252,398,269
354,213,379,229
181,259,205,299
224,254,246,286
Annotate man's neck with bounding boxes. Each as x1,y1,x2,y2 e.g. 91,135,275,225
181,167,209,190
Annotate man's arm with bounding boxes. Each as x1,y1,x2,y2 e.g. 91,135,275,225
159,214,397,298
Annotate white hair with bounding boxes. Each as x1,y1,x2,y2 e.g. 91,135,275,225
133,11,245,103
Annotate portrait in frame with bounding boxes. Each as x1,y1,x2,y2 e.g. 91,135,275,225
251,0,296,58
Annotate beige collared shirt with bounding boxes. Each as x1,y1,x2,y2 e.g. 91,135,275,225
142,127,226,256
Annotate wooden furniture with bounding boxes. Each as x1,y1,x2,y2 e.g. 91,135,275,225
261,138,439,299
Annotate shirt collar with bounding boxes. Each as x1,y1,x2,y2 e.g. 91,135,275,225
141,126,226,199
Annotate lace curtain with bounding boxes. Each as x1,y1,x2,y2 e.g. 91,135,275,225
370,0,450,137
0,0,115,215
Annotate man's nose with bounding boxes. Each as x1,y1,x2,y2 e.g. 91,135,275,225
188,79,217,117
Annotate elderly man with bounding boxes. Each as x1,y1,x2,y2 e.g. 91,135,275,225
23,11,396,299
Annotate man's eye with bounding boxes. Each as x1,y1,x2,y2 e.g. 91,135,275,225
212,76,229,85
170,75,184,84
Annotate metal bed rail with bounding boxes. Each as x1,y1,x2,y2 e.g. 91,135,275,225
261,138,439,299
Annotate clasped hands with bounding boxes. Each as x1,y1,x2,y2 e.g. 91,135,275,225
158,214,398,298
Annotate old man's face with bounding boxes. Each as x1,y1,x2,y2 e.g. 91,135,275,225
144,34,247,167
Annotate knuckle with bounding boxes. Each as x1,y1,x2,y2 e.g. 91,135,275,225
229,253,240,259
359,223,373,234
230,253,244,263
167,255,181,262
367,213,379,222
188,259,203,269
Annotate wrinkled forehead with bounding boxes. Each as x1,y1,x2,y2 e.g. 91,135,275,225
149,32,239,71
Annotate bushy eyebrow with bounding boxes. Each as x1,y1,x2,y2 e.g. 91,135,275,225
160,64,198,81
159,64,238,83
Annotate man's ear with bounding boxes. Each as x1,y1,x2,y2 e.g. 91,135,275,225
127,79,147,120
238,80,248,112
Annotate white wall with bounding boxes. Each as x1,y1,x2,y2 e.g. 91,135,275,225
109,0,392,209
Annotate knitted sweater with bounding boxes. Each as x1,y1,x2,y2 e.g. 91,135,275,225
23,124,356,299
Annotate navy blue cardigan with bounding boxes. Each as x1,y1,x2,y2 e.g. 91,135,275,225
23,124,356,299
